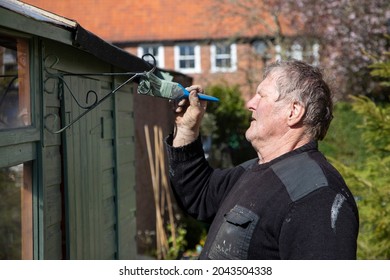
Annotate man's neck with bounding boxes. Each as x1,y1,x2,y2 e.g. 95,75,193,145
256,133,311,164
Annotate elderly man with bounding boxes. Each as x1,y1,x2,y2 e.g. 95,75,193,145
165,60,359,259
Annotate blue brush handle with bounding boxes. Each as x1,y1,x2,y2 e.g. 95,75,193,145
179,84,220,102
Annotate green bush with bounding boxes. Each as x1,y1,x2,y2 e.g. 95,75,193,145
203,84,256,167
324,96,390,259
321,51,390,259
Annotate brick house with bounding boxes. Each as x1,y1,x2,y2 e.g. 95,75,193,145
22,0,320,102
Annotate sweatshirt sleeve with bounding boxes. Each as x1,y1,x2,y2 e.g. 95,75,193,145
165,134,246,222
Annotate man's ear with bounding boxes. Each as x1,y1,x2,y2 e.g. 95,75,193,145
287,101,305,127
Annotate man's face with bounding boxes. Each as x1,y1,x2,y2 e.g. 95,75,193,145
245,73,290,148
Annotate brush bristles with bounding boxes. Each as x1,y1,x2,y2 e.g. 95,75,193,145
138,72,184,100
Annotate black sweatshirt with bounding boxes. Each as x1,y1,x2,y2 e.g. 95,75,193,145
165,135,359,260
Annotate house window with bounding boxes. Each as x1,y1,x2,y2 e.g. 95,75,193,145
138,45,164,68
210,43,237,72
274,42,320,65
311,43,320,66
0,35,33,260
291,42,303,61
275,44,282,61
174,44,201,73
253,40,268,57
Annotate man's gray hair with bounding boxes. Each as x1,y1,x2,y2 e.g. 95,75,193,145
264,60,333,141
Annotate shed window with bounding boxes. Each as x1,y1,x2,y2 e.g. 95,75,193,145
210,43,237,72
0,35,33,260
0,162,32,259
138,44,165,68
0,37,31,130
174,44,201,73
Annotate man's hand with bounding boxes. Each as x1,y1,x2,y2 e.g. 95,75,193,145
172,85,207,147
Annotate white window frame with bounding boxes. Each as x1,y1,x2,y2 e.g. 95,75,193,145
275,44,282,61
291,42,303,61
210,43,237,73
312,43,320,66
274,42,320,65
174,44,201,74
137,44,165,68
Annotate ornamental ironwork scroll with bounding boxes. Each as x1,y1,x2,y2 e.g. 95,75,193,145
43,54,157,134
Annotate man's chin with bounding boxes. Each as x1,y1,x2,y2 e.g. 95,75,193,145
244,131,252,143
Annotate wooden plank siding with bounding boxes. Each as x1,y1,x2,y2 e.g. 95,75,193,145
114,82,136,259
63,75,105,259
41,39,136,259
41,40,63,259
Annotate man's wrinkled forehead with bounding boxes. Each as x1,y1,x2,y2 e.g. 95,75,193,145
263,66,284,80
257,73,279,97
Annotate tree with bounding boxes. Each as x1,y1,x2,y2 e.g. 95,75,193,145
324,52,390,259
329,95,390,259
201,84,256,167
210,0,390,100
287,0,390,100
208,0,314,96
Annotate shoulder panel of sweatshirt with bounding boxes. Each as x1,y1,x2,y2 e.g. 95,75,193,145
239,158,258,170
271,152,328,202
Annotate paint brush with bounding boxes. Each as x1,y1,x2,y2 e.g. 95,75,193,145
137,71,219,102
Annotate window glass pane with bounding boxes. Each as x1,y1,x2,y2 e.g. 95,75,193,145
180,46,194,56
216,58,231,68
0,164,24,259
291,43,303,60
214,44,232,68
139,45,164,68
143,46,158,55
252,40,267,56
0,162,32,260
178,45,196,69
216,45,229,55
0,37,31,129
180,59,195,69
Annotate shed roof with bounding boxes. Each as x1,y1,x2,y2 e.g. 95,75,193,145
1,0,76,29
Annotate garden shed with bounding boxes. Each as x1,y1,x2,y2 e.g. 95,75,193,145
0,0,190,259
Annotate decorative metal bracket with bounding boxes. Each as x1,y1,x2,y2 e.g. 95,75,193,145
43,54,157,134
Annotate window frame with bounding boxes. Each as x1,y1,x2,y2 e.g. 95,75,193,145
0,29,38,260
290,42,303,61
210,42,237,73
274,41,320,65
137,44,165,68
174,44,201,74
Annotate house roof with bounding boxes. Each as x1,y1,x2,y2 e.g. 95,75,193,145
20,0,299,44
1,0,191,81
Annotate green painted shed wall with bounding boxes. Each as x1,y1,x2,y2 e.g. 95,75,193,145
41,39,136,259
